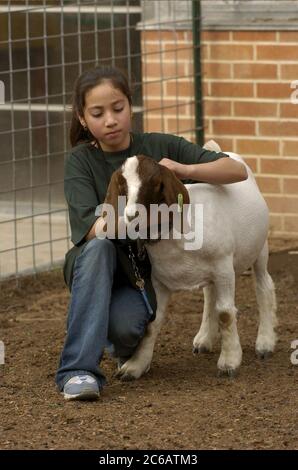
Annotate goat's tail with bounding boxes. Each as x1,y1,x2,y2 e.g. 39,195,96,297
203,140,222,153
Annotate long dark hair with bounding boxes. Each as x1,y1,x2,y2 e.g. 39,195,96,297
69,66,133,147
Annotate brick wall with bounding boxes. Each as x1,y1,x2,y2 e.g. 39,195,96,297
141,30,298,239
141,30,195,142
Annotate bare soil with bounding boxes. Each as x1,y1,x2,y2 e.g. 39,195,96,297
0,239,297,450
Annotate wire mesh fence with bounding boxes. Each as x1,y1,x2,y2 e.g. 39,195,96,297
0,0,202,281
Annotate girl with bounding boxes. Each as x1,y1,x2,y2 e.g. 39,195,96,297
56,65,247,401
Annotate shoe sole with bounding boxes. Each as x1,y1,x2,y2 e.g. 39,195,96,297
63,389,100,401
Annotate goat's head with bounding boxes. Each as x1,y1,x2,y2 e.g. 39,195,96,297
104,155,190,238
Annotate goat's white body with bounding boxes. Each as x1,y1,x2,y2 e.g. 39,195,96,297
146,153,268,291
117,150,277,381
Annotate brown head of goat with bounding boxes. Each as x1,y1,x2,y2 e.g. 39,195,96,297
103,155,190,239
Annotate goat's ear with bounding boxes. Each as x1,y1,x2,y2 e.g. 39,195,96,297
103,170,122,230
103,170,123,238
104,170,120,207
160,165,190,207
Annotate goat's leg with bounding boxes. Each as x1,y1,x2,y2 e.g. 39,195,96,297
214,261,242,376
253,241,277,359
193,284,219,353
116,278,170,381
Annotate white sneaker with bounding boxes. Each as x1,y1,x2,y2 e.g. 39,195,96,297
63,375,100,401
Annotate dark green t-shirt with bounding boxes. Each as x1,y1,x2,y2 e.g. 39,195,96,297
63,132,229,290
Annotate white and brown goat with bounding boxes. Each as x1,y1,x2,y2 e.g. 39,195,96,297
103,143,277,380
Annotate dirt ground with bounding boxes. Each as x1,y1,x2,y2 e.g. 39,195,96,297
0,238,297,450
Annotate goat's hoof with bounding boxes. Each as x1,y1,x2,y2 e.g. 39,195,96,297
256,349,273,360
193,345,211,355
115,363,150,381
120,373,136,382
217,367,238,378
114,369,136,381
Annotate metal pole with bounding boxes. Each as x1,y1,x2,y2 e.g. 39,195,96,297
192,0,204,146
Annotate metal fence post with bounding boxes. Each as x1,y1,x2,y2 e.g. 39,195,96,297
192,0,204,146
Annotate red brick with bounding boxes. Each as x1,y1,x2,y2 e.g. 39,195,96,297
203,62,231,79
257,45,298,61
202,31,230,41
144,100,190,116
232,31,276,42
143,81,163,97
280,64,298,80
143,116,164,133
259,121,298,137
243,156,258,173
166,81,194,97
203,100,232,116
255,176,281,193
260,158,298,175
264,196,298,214
142,42,164,54
257,83,292,99
142,61,186,79
213,119,255,135
283,178,298,194
164,42,195,52
236,139,279,156
167,117,195,133
282,140,298,156
234,63,277,79
211,82,254,98
210,44,254,61
280,103,298,118
234,101,278,118
162,47,194,62
279,32,298,42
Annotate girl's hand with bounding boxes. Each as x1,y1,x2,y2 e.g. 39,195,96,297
159,158,188,180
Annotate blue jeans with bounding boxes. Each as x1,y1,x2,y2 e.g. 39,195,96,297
56,238,152,391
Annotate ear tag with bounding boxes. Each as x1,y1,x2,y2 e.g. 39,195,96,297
178,193,183,213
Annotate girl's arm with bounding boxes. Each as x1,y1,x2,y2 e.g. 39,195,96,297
159,156,248,184
86,156,248,242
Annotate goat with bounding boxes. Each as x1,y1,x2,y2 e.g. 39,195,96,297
103,141,277,380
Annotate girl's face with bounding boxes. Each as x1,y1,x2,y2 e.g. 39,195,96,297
81,81,132,152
